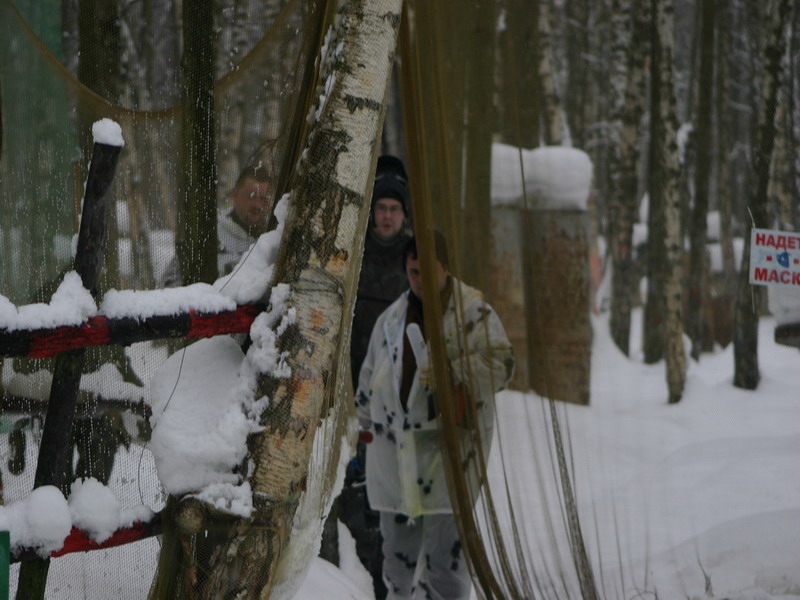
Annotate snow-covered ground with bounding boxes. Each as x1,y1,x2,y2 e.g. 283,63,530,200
297,309,800,600
3,308,799,599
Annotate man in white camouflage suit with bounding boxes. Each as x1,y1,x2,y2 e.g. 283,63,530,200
356,232,514,600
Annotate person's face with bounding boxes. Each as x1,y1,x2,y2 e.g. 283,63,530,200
406,255,448,298
372,198,405,240
231,177,272,229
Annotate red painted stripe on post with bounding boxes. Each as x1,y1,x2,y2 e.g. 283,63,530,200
51,521,155,557
28,317,112,358
187,304,261,339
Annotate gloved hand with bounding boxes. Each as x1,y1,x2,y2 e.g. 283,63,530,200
417,361,434,388
406,323,434,388
345,437,370,486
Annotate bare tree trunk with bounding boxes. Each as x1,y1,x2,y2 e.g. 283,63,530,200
563,0,588,148
643,2,665,365
499,0,540,147
461,0,496,292
194,2,401,597
687,0,715,361
789,6,800,229
733,0,792,390
648,0,686,402
538,0,564,145
770,82,792,230
608,0,649,355
177,0,218,285
715,2,737,349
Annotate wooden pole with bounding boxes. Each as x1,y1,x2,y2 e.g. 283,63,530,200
16,140,121,600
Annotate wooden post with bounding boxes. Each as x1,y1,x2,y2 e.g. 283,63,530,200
523,208,592,405
16,140,121,600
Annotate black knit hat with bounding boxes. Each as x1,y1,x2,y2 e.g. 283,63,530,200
372,155,409,215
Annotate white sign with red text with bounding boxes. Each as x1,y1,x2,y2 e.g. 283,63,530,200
749,228,800,287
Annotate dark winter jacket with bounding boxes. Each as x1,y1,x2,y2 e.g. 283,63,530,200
350,227,412,385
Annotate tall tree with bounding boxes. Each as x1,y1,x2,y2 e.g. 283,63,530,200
687,0,716,360
733,0,792,389
169,2,401,596
562,0,589,149
498,0,539,147
608,0,649,355
537,0,565,145
647,0,686,402
177,0,218,285
461,0,496,292
714,2,737,348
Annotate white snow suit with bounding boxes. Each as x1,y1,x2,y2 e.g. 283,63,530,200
160,209,259,286
356,277,513,516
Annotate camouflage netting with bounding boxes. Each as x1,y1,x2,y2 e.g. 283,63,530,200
2,0,606,598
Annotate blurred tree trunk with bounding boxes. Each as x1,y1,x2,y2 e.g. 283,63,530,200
733,0,792,390
537,0,564,145
177,0,218,285
608,0,649,355
715,3,737,348
381,63,406,159
499,0,539,147
687,0,715,361
643,8,665,364
786,8,800,231
563,0,588,149
645,0,686,403
770,86,793,230
789,7,800,229
461,0,496,292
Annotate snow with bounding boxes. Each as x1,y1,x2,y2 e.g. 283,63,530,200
213,194,289,304
91,118,124,147
294,311,799,600
491,143,593,211
708,237,745,273
69,478,123,544
0,487,71,558
4,310,798,599
769,285,800,326
3,160,799,597
100,283,236,319
145,194,295,509
0,271,96,331
148,336,255,500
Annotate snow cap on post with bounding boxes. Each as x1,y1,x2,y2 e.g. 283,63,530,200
91,118,125,147
491,143,593,211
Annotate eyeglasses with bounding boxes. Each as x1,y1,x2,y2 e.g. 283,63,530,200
374,202,403,214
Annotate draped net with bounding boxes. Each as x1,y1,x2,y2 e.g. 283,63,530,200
3,0,624,599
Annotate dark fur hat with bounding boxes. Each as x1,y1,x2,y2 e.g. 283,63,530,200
372,155,409,215
402,230,449,270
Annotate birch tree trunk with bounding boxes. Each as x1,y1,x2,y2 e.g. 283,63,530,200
649,0,686,402
538,0,564,146
608,0,649,355
563,0,589,149
733,0,792,390
196,1,401,596
687,0,715,361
